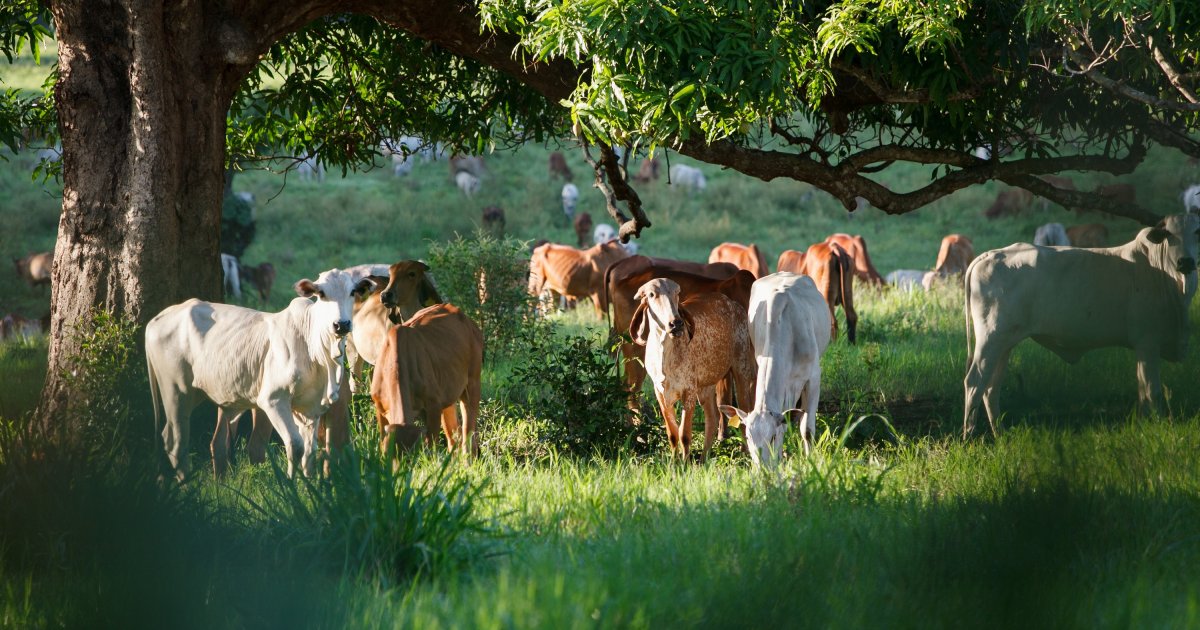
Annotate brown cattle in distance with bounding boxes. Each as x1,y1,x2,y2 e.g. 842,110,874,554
1096,183,1137,206
633,156,662,183
824,233,885,286
548,151,573,181
708,242,769,279
776,249,806,274
482,205,506,235
528,241,630,315
795,242,857,343
13,251,52,288
372,303,484,459
572,211,593,248
984,188,1034,219
237,262,276,302
923,234,975,290
1066,223,1109,248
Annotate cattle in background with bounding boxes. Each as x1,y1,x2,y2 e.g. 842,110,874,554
373,303,483,459
548,151,573,181
455,171,481,197
922,234,975,290
220,253,241,299
572,211,593,248
1095,182,1137,206
593,223,617,245
708,242,769,279
482,205,506,235
720,272,831,465
13,251,52,288
886,269,928,291
235,262,276,302
791,242,856,343
1034,223,1070,247
824,234,885,286
0,313,43,343
1037,175,1077,210
1066,223,1109,248
528,241,630,315
984,188,1034,219
449,155,487,180
776,249,806,274
633,156,662,183
668,164,707,193
296,155,324,182
605,256,754,421
1181,184,1200,213
146,268,375,480
561,183,580,219
631,278,756,462
963,214,1200,438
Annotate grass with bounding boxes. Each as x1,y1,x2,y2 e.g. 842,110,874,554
3,114,1200,626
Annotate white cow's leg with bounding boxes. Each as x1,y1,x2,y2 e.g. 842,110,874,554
1135,350,1163,416
802,372,821,455
964,335,1014,439
160,387,197,481
258,398,302,477
211,407,241,477
298,415,321,477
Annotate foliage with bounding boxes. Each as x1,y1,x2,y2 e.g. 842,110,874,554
57,308,146,449
504,330,657,458
426,230,545,361
220,190,256,257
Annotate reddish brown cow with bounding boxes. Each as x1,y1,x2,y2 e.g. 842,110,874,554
1096,183,1137,205
1066,223,1109,248
633,156,662,183
528,241,630,315
372,303,484,459
548,151,573,181
776,249,806,274
605,256,755,425
13,251,52,288
708,242,769,279
824,233,885,286
237,262,276,302
796,242,857,343
984,188,1034,219
922,234,975,290
572,211,593,248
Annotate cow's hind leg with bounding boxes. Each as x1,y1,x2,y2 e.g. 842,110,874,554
461,376,481,458
160,388,199,481
440,405,461,453
698,386,720,463
1135,350,1163,416
622,343,648,415
963,336,1015,438
244,409,272,464
211,407,242,477
257,399,304,477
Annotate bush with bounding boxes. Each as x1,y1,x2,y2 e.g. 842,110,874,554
58,308,148,455
221,191,256,257
426,231,543,360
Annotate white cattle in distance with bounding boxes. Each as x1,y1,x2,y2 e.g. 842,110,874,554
963,213,1200,438
220,253,241,300
296,155,325,182
668,164,707,193
1033,222,1070,247
1182,184,1200,213
593,223,617,245
721,272,832,467
886,269,928,291
561,182,579,219
455,171,481,198
145,269,376,480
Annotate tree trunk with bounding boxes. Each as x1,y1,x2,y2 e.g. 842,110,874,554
41,0,253,422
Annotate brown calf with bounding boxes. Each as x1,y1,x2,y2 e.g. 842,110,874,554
13,251,52,288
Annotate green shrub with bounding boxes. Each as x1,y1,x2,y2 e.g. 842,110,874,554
426,231,542,361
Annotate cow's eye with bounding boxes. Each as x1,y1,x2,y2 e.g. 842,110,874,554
408,271,416,277
649,292,656,298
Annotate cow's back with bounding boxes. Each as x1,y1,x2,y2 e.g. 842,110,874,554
392,304,483,419
749,273,830,408
606,256,741,332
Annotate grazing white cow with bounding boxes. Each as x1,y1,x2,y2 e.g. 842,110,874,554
963,214,1200,438
593,223,617,245
720,273,832,466
1182,184,1200,213
887,269,928,291
561,182,579,219
455,171,481,197
1033,222,1070,247
668,164,707,193
145,269,376,480
296,156,325,182
220,253,241,299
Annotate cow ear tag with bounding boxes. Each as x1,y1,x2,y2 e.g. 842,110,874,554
728,415,742,429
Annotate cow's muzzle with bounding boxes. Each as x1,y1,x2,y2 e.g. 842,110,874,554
380,291,395,307
668,318,685,337
333,320,352,337
1178,257,1197,274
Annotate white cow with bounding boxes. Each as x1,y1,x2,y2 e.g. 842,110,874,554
593,223,617,245
145,269,376,480
668,164,707,193
886,269,928,291
220,253,241,300
963,214,1200,438
720,273,832,466
1182,184,1200,213
1033,222,1070,246
455,171,481,197
561,182,579,219
296,155,325,182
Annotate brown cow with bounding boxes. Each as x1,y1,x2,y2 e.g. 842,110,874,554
482,205,506,235
922,234,975,290
984,188,1034,219
13,251,52,288
572,212,593,248
605,256,755,429
1066,223,1109,248
824,234,885,285
1096,183,1137,205
372,303,484,459
631,279,756,461
795,242,857,343
776,249,806,274
528,241,630,315
1038,174,1078,210
633,156,662,183
548,151,573,181
237,262,276,302
708,242,769,279
0,313,43,342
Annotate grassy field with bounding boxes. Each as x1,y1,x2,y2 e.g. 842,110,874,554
3,114,1200,627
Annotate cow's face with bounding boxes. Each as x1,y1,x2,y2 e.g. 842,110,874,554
720,405,786,468
295,269,377,337
631,278,693,344
381,261,430,310
1146,213,1200,294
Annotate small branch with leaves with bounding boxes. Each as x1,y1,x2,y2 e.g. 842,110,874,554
581,141,651,242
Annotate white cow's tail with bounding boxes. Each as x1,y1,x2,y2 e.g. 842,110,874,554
963,257,978,367
146,350,163,449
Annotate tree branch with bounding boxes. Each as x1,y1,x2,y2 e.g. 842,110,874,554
581,141,651,242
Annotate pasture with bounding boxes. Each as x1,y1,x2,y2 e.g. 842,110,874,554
3,134,1200,627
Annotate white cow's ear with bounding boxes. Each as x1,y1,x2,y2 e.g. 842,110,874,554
718,405,747,420
295,279,319,298
1147,226,1171,244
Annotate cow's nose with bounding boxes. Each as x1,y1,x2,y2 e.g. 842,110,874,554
380,291,394,306
333,320,352,337
1178,257,1197,274
668,318,685,336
